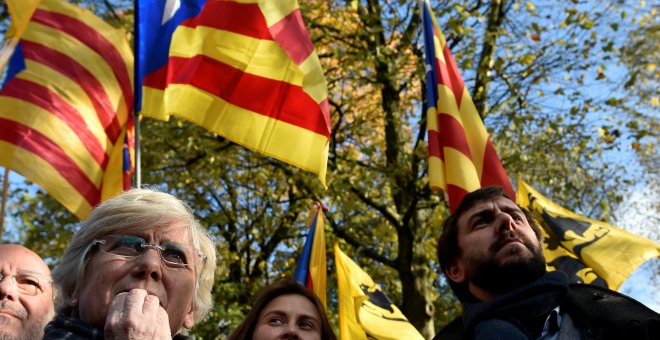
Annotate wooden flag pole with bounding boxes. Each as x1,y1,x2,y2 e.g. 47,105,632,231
135,113,141,189
0,167,10,243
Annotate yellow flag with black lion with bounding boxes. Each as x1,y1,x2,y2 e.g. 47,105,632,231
334,243,424,340
517,178,660,290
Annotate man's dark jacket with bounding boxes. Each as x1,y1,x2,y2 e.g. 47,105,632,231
433,282,660,339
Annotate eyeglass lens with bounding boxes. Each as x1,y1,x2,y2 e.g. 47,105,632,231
0,273,45,296
97,235,194,267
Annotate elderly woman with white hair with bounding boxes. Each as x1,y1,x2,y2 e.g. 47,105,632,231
43,188,216,339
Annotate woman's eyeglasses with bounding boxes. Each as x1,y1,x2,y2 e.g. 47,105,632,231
91,234,206,269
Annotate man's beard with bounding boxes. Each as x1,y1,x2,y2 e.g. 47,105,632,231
0,317,48,340
0,302,50,340
467,230,546,296
0,327,43,340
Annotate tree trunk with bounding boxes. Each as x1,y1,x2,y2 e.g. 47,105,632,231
399,204,437,338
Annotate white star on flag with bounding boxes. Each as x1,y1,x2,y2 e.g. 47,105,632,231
162,0,181,24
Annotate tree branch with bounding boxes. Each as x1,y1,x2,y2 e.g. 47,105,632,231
326,216,397,268
102,0,122,22
473,0,509,119
348,180,402,230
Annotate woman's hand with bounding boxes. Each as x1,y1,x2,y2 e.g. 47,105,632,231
104,289,171,339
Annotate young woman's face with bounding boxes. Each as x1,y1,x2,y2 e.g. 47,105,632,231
252,294,322,340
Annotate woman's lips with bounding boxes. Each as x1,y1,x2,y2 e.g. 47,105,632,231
116,288,166,307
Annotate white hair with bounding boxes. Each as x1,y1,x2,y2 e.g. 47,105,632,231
52,188,216,327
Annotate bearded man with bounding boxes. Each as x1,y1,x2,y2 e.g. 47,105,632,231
434,186,660,340
0,244,54,340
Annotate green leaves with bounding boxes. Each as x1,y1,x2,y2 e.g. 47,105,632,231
525,2,536,16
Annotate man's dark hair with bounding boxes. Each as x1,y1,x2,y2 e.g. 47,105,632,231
436,186,543,301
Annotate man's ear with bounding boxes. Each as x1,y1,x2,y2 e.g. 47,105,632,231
445,260,466,283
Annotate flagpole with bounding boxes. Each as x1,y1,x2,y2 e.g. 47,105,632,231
133,0,141,189
0,167,10,242
134,114,141,188
419,0,425,34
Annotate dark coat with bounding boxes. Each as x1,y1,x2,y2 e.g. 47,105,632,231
43,314,192,340
433,284,660,340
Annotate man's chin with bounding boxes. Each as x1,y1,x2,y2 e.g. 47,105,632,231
0,314,49,340
0,328,22,340
470,251,547,295
494,250,533,268
0,313,20,325
0,324,44,340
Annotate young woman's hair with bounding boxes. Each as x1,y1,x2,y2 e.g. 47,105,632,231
228,278,337,340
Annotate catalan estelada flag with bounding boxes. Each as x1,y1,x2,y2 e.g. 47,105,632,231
0,0,134,219
135,0,205,117
0,0,41,73
139,0,331,186
517,178,660,290
293,203,327,307
421,0,513,211
335,244,424,340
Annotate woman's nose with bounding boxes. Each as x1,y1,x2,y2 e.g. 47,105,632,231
280,323,300,339
133,248,163,281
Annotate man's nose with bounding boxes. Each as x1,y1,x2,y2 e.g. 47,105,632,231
495,211,516,234
0,275,19,301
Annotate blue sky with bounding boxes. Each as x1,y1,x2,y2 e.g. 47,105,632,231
616,183,659,313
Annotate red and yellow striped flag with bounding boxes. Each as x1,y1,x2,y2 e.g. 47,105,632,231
421,0,513,211
0,0,41,73
144,0,330,186
0,0,134,219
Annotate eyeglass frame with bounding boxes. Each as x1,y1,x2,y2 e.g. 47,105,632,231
0,272,53,296
88,234,207,271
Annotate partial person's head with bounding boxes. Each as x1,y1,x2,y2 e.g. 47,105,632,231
52,188,216,334
228,278,336,340
437,186,545,302
0,244,54,339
